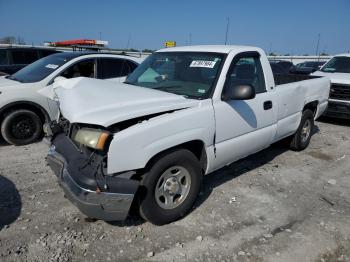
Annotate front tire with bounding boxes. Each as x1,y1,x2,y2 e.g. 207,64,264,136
1,109,43,145
139,149,202,225
289,109,314,151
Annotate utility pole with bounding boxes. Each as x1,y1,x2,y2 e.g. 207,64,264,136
315,33,320,56
224,17,229,45
189,33,192,45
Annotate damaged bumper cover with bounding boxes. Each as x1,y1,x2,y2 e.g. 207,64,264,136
46,133,139,221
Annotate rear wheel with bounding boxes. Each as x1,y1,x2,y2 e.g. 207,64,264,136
1,109,43,145
139,149,202,225
289,109,314,151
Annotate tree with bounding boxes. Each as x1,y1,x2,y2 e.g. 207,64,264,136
142,49,154,53
0,36,26,44
319,52,329,56
0,36,16,44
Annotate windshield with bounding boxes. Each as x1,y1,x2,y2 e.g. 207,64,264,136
321,56,350,73
7,53,73,83
125,52,225,99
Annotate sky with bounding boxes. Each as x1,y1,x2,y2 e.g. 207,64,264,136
0,0,349,55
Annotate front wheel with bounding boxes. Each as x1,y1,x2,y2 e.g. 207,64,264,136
139,149,202,225
1,109,43,145
289,109,314,151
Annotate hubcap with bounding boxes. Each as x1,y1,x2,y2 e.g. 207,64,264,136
11,116,36,139
301,119,311,143
155,166,191,210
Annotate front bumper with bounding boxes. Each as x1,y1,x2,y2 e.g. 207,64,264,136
46,133,139,221
324,100,350,119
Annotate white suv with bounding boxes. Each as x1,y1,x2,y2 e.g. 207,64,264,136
0,52,142,145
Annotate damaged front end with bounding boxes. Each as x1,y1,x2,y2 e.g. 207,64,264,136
45,121,139,221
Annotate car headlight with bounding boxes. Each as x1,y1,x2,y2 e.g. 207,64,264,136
73,128,111,151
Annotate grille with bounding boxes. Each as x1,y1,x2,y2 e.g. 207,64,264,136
329,84,350,100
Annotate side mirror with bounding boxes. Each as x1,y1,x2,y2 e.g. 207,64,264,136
222,84,256,101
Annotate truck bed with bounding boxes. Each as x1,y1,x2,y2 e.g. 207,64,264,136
274,73,321,85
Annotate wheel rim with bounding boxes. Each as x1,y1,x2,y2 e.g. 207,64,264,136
10,115,36,139
301,119,311,143
155,166,191,210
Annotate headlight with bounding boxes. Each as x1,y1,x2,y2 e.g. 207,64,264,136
73,128,110,151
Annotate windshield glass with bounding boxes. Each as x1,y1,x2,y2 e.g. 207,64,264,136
125,52,225,99
7,53,73,83
321,56,350,73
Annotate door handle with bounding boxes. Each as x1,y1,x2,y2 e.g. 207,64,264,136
264,100,273,110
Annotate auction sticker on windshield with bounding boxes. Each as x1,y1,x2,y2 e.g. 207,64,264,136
45,64,59,69
190,60,216,68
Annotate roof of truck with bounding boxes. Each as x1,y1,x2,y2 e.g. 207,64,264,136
156,45,262,54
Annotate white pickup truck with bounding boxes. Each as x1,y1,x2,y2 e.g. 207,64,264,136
46,45,330,225
312,53,350,119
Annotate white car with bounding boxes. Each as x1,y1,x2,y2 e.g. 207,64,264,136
45,45,330,225
312,53,350,119
0,52,142,145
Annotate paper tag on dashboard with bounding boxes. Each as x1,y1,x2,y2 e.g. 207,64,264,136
190,60,216,68
46,64,59,69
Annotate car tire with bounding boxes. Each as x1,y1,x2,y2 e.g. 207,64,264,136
289,109,314,151
1,109,43,145
139,149,202,225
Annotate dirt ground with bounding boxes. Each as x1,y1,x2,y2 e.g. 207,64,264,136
0,117,349,262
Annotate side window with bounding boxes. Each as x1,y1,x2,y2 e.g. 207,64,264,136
0,50,8,65
98,58,132,79
225,55,266,95
60,59,95,79
11,50,38,64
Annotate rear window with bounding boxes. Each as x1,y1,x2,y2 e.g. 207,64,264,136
11,50,38,64
0,50,8,65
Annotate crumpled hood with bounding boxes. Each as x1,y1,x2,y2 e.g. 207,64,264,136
40,77,200,127
312,71,350,85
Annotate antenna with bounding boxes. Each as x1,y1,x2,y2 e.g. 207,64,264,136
189,33,192,45
224,17,229,45
99,32,102,40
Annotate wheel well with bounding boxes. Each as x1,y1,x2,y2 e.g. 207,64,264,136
303,101,318,116
144,140,207,174
0,102,49,124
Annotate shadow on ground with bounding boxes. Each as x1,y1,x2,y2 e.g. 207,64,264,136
0,175,22,231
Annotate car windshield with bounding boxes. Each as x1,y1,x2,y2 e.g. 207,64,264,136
125,52,225,99
321,56,350,73
7,53,76,83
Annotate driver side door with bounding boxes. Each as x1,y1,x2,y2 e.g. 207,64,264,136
212,51,277,169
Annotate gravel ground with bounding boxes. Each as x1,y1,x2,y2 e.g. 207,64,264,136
0,117,349,262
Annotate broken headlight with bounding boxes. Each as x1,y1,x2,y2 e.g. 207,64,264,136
73,128,111,151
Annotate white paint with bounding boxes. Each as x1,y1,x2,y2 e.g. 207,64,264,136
0,53,142,123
